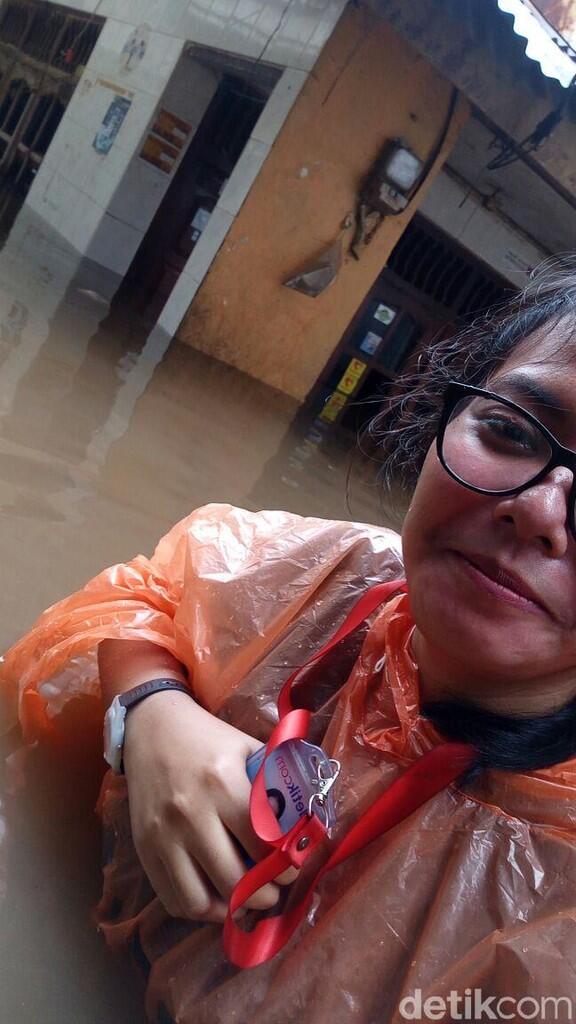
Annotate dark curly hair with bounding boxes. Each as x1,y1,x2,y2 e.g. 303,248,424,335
368,257,576,504
365,257,576,784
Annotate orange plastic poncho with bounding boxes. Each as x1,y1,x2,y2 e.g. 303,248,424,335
2,503,576,1024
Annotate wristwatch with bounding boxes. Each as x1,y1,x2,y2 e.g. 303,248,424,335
103,678,193,774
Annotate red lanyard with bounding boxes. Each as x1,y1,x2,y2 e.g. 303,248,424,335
223,580,477,968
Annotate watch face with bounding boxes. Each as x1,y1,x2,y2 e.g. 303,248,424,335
103,697,126,773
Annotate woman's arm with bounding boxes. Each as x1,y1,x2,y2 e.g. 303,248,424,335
98,638,188,707
98,637,291,922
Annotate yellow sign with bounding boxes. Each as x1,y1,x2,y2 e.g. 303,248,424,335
337,358,367,395
320,390,347,423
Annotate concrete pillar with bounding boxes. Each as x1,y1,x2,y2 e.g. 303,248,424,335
25,18,185,278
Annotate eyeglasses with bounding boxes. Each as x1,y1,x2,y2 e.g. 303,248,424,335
436,381,576,539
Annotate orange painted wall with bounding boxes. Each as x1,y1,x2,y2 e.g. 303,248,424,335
177,4,468,401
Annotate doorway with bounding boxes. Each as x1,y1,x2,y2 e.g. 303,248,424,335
307,215,513,436
113,55,278,324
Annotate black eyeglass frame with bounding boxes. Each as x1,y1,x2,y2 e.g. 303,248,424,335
436,381,576,539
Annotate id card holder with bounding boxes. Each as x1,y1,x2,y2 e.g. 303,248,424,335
246,739,340,838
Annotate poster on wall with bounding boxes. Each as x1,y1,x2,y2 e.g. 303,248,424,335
320,390,347,423
151,109,192,149
140,134,180,174
337,357,367,395
140,107,193,174
93,95,132,154
121,24,150,70
373,303,397,326
190,207,211,244
359,330,382,355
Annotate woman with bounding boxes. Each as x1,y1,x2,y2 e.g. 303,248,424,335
3,264,576,1023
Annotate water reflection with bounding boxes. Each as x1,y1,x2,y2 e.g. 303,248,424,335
0,203,390,633
0,200,386,1023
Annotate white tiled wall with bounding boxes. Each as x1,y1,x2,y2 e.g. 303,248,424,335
217,139,270,218
159,269,202,336
94,55,220,270
159,63,309,335
26,19,185,257
90,19,186,99
420,172,548,286
20,0,346,329
36,0,347,66
251,67,307,144
72,0,348,71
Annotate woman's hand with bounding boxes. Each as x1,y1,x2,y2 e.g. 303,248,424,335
122,690,294,923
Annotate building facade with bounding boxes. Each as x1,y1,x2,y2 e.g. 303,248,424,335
0,0,575,433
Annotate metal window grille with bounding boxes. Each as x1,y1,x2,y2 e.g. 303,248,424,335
387,218,512,317
0,0,103,190
0,0,101,70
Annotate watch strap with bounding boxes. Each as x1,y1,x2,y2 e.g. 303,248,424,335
118,678,191,711
116,679,193,775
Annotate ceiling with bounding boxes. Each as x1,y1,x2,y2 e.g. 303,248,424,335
446,113,576,255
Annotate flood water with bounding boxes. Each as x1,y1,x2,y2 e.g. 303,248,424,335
0,207,389,1021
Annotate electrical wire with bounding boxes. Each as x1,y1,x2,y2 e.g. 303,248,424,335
382,85,460,218
486,74,576,170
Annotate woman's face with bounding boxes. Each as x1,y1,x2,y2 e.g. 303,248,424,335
402,325,576,689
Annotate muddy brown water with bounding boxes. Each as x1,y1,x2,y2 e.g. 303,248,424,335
0,212,390,1021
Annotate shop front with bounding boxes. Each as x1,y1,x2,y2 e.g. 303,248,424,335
306,215,512,437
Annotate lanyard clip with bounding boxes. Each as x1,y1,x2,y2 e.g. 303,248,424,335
308,757,341,830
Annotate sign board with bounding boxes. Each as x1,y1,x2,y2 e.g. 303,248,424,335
140,134,180,173
320,390,347,423
140,107,193,174
93,95,132,154
151,109,192,149
337,357,367,395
